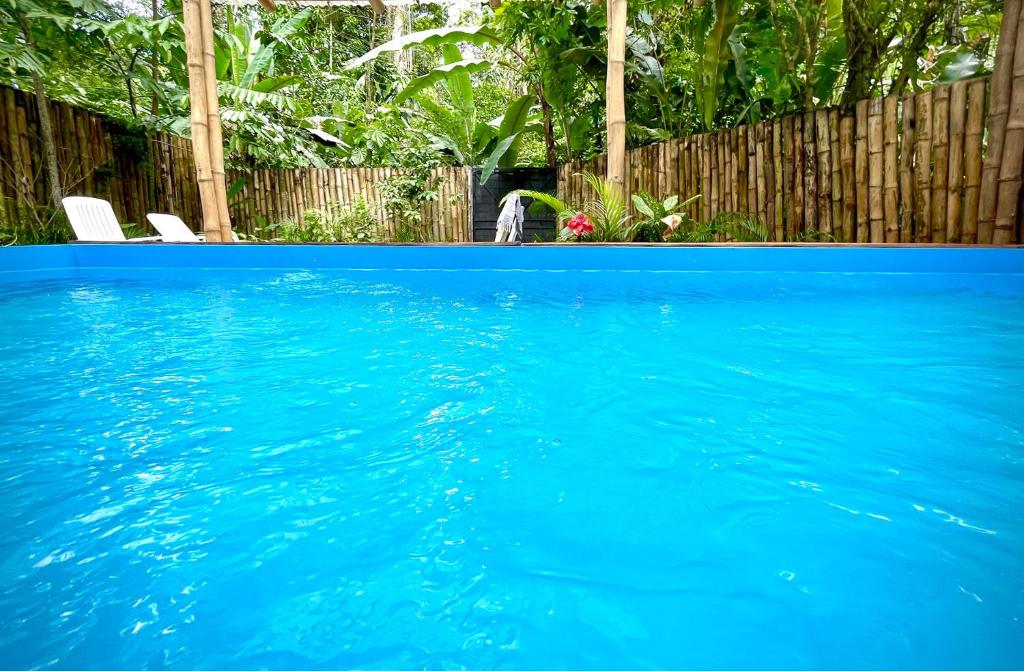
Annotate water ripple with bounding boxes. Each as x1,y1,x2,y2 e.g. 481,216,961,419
0,270,1022,669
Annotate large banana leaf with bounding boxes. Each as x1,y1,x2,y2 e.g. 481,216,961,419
695,0,740,130
344,25,502,70
269,8,311,42
393,59,492,104
441,44,475,152
240,44,275,88
478,134,519,186
224,7,248,86
494,95,536,168
251,74,301,94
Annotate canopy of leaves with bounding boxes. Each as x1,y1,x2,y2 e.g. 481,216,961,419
0,0,1005,171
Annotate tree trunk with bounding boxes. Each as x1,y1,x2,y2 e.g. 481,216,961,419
889,0,944,96
150,0,160,117
18,14,62,210
840,0,879,109
606,0,627,188
537,86,557,166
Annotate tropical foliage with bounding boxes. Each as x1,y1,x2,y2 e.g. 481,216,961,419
512,171,641,242
0,0,1006,176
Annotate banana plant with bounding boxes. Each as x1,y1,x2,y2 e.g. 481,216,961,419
215,6,311,115
209,6,328,166
345,27,539,183
398,45,539,184
694,0,742,130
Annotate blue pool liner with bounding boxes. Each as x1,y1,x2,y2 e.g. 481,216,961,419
0,244,1021,279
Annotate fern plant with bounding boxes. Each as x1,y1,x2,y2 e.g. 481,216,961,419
510,171,641,242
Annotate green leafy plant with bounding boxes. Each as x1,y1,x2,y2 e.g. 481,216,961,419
0,204,72,245
631,190,702,241
253,198,381,242
377,171,438,242
511,171,641,243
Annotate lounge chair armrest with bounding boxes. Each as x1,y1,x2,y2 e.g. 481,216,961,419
127,236,163,242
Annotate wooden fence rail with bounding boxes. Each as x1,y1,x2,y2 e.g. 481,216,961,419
558,78,1019,244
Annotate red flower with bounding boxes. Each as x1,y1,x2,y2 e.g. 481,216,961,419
566,212,594,240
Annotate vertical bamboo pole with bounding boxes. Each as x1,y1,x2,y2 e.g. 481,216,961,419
669,138,680,198
840,114,856,242
979,0,1021,241
774,121,785,240
182,0,220,239
3,89,25,217
606,0,627,190
829,111,841,240
727,130,737,210
868,97,884,242
899,95,916,242
734,126,746,213
815,109,832,235
802,113,816,233
946,81,968,242
203,0,232,241
994,3,1024,243
914,91,933,242
782,117,794,235
756,124,768,228
701,134,712,222
883,96,900,242
710,134,720,218
963,79,986,244
747,126,758,219
855,100,869,242
793,115,805,236
931,85,950,243
719,131,728,214
0,94,10,225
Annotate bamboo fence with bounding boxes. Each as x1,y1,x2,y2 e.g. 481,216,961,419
0,85,470,241
224,167,471,242
1,72,1022,245
559,77,1021,244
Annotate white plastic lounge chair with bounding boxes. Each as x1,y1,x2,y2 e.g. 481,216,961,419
63,197,161,242
495,193,524,242
147,213,240,242
146,213,201,242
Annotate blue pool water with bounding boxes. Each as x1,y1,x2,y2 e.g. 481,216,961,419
1,258,1023,669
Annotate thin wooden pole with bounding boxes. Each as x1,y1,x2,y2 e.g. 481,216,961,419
182,0,220,238
606,0,627,190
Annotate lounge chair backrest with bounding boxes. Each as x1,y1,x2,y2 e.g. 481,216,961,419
147,213,201,242
63,197,126,242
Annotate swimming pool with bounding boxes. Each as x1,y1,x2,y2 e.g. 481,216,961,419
1,245,1022,669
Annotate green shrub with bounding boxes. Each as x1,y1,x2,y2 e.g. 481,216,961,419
631,191,702,242
257,197,383,242
0,204,73,245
